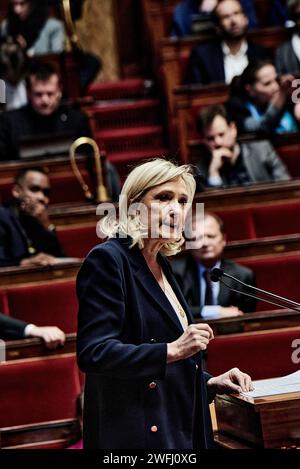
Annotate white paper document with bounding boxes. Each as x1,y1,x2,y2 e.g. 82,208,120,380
242,370,300,398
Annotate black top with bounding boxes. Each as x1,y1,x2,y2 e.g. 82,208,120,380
0,104,92,161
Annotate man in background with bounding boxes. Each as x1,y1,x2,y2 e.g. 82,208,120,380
172,212,256,318
185,0,267,84
0,167,65,267
196,104,290,187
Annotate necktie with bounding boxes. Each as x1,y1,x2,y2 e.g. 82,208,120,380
204,269,213,305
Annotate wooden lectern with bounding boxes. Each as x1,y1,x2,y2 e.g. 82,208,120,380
214,392,300,449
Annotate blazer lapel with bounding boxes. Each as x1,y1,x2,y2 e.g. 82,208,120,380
121,240,186,334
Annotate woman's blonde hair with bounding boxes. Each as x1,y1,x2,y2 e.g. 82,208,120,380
99,158,196,256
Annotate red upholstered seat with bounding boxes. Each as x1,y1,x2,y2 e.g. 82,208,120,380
214,207,256,241
207,327,300,380
6,280,77,333
242,254,300,311
57,224,100,258
0,174,90,205
0,354,80,427
87,78,147,100
0,290,8,314
252,202,300,238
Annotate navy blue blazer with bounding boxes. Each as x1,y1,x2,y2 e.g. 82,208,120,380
185,40,268,85
0,207,29,267
0,313,27,340
0,206,64,267
77,237,214,449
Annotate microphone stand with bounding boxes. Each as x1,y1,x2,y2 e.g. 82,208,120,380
210,269,300,313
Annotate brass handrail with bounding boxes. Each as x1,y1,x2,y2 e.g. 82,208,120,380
70,137,109,203
61,0,80,48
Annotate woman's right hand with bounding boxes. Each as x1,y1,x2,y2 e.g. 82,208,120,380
167,324,214,363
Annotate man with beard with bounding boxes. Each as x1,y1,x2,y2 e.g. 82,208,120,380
185,0,268,85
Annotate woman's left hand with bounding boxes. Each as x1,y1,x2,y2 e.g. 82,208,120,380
207,367,254,395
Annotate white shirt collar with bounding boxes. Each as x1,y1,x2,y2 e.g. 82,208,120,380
222,40,248,57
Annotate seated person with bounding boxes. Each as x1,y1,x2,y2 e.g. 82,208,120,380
0,167,65,268
276,0,300,75
0,61,120,200
228,59,300,134
0,311,65,349
0,37,28,110
172,212,256,318
0,61,91,161
171,0,257,38
196,104,291,187
185,0,267,85
0,0,65,56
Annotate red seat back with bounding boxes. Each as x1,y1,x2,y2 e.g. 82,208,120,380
243,254,300,311
214,207,256,241
253,202,300,238
207,328,300,380
57,225,100,258
6,280,78,333
0,354,80,427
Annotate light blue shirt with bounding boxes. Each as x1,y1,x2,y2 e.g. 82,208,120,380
198,261,222,319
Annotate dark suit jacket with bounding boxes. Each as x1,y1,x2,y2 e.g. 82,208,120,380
0,206,63,267
0,104,91,161
185,40,267,85
195,140,290,187
171,254,256,317
76,237,214,449
275,40,300,75
0,313,27,340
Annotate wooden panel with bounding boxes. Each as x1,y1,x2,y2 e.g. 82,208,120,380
4,333,76,361
195,180,300,210
0,418,81,449
196,309,300,336
0,261,81,286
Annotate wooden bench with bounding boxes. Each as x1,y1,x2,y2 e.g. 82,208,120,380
0,260,81,286
197,309,300,336
3,333,76,361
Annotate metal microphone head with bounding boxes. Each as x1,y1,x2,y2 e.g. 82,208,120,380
210,267,223,282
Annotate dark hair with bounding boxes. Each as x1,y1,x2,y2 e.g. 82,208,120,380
197,104,231,134
230,58,275,98
204,212,225,234
212,0,245,24
15,167,49,185
0,37,28,84
7,0,49,50
287,0,300,20
26,61,60,89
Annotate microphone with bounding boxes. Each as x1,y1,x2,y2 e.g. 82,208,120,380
210,267,300,313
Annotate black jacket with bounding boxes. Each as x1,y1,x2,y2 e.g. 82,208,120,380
171,254,256,317
0,104,91,161
77,237,214,449
0,313,27,340
185,40,268,85
0,206,64,267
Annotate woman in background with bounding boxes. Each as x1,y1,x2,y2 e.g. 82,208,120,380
0,0,65,56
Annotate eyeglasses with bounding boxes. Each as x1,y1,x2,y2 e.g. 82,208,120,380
28,185,51,197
